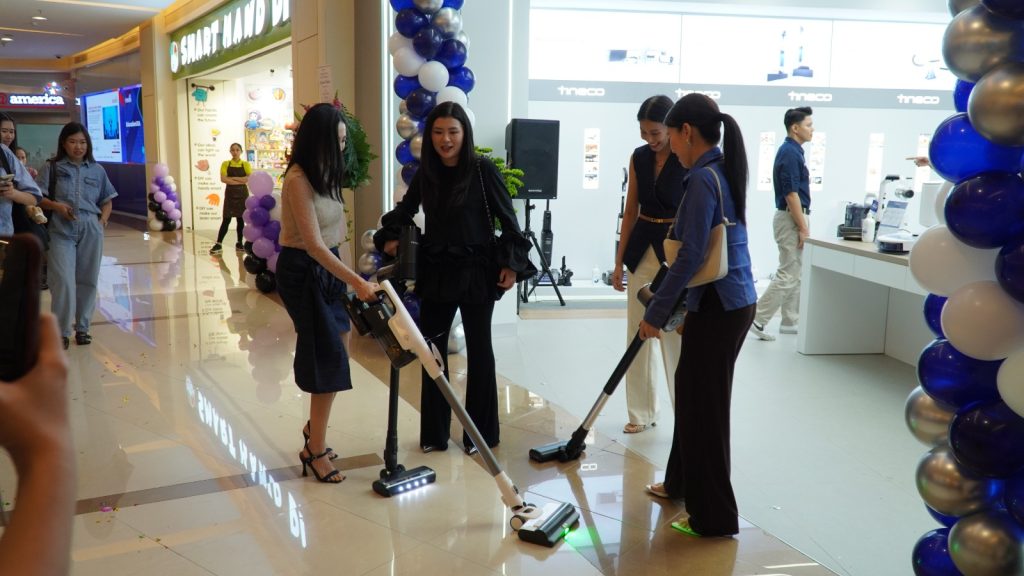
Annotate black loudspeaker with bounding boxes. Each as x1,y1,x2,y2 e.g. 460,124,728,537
506,119,559,200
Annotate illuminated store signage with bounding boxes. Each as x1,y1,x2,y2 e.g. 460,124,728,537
170,0,291,79
0,92,67,108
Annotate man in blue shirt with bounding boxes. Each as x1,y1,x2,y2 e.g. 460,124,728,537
750,107,813,341
0,143,43,236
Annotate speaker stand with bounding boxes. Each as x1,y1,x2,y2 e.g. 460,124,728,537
519,200,565,306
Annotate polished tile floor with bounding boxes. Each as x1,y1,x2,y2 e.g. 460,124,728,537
0,224,933,575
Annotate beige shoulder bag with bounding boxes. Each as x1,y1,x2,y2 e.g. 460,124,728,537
663,167,732,288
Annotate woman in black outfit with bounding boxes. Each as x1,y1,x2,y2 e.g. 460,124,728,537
375,102,534,454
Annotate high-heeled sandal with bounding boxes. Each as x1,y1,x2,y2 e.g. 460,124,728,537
300,448,344,484
302,421,338,461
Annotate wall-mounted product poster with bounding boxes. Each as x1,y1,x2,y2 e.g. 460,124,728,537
79,85,145,164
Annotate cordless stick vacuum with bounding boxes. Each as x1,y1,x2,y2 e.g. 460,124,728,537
375,279,580,546
345,227,436,497
529,264,685,463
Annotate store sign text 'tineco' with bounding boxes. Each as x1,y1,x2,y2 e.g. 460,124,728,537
0,93,66,108
170,0,290,77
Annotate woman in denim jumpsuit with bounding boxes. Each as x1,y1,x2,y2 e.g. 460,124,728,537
39,122,117,349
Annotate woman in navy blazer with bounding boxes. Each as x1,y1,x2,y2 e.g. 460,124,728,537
638,93,757,538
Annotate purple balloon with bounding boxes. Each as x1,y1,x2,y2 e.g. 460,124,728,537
249,207,270,227
258,194,276,210
164,191,177,202
248,171,275,197
155,176,168,187
245,195,260,210
153,191,167,204
167,208,182,221
161,199,175,213
262,220,281,242
150,183,162,194
267,251,279,274
252,237,276,259
242,209,254,225
243,223,263,242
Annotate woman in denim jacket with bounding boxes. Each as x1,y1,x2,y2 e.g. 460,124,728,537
39,122,117,350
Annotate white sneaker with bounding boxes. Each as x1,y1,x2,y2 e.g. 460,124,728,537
749,321,776,341
780,324,798,335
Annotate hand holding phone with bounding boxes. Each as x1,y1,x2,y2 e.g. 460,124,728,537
0,174,14,196
0,235,42,381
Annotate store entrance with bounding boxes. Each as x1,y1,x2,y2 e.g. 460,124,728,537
185,46,293,233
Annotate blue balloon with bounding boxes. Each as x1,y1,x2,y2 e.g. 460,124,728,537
436,39,468,69
982,0,1024,19
924,294,947,338
911,528,960,576
395,8,429,38
998,236,1024,305
917,339,1002,409
395,140,415,165
401,161,419,185
390,0,414,10
953,80,974,113
405,88,436,119
413,25,444,60
945,172,1024,249
929,113,1024,184
1007,473,1024,526
442,0,464,8
394,75,421,99
950,401,1024,477
448,66,475,92
926,505,959,528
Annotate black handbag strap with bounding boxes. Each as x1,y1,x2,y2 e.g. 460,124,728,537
476,159,496,244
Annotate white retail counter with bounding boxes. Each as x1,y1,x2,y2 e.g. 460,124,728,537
796,237,933,366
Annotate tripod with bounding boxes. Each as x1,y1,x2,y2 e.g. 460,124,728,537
519,199,565,306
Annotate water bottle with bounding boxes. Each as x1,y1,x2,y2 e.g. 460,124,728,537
592,266,601,285
861,210,876,243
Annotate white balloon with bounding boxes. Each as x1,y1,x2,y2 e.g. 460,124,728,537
464,106,476,127
394,182,409,203
413,210,425,231
436,86,468,107
148,218,163,231
456,31,470,49
997,349,1024,417
388,31,412,55
941,280,1024,360
392,47,425,77
418,61,450,92
909,225,997,296
935,181,953,225
269,192,282,222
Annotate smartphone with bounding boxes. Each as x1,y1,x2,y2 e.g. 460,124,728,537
0,234,42,381
0,174,14,184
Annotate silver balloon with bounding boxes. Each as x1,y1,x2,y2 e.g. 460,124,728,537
448,322,465,353
968,62,1024,145
433,8,463,38
396,113,418,140
360,229,376,251
943,5,1024,82
948,0,981,16
905,387,956,447
456,30,470,50
949,511,1024,576
410,134,423,160
916,446,1002,516
357,252,379,275
413,0,443,15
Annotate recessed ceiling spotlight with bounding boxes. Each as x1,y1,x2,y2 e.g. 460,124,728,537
32,16,48,21
0,36,14,42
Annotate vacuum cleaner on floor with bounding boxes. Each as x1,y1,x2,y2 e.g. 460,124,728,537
344,226,437,497
372,278,580,546
529,264,685,463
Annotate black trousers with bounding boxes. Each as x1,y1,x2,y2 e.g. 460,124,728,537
663,286,755,536
418,298,499,449
216,216,244,245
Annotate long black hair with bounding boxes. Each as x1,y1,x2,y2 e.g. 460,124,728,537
55,121,95,163
418,101,476,207
636,95,673,123
665,94,748,225
0,112,19,151
287,103,348,202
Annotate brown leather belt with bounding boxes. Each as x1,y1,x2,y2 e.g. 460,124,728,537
637,213,674,224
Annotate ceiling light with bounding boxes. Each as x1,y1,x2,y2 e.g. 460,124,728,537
32,16,48,22
0,36,13,42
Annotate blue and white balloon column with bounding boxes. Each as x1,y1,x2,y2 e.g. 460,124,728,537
148,163,182,232
907,2,1024,574
240,171,283,294
389,0,472,201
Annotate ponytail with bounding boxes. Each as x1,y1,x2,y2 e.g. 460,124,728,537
720,114,748,225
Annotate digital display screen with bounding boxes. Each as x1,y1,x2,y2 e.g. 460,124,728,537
79,84,145,164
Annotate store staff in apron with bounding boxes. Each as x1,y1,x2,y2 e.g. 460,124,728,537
38,122,118,350
210,142,252,255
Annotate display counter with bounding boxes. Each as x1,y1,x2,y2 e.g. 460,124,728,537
796,237,933,365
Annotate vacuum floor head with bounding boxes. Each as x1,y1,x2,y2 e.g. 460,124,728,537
529,440,585,463
371,465,436,497
516,502,580,547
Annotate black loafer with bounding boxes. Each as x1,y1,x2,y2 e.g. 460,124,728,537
62,337,69,350
421,444,448,454
464,445,479,456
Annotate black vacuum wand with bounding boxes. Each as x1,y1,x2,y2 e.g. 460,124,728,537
376,279,580,546
344,226,436,497
529,263,685,463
